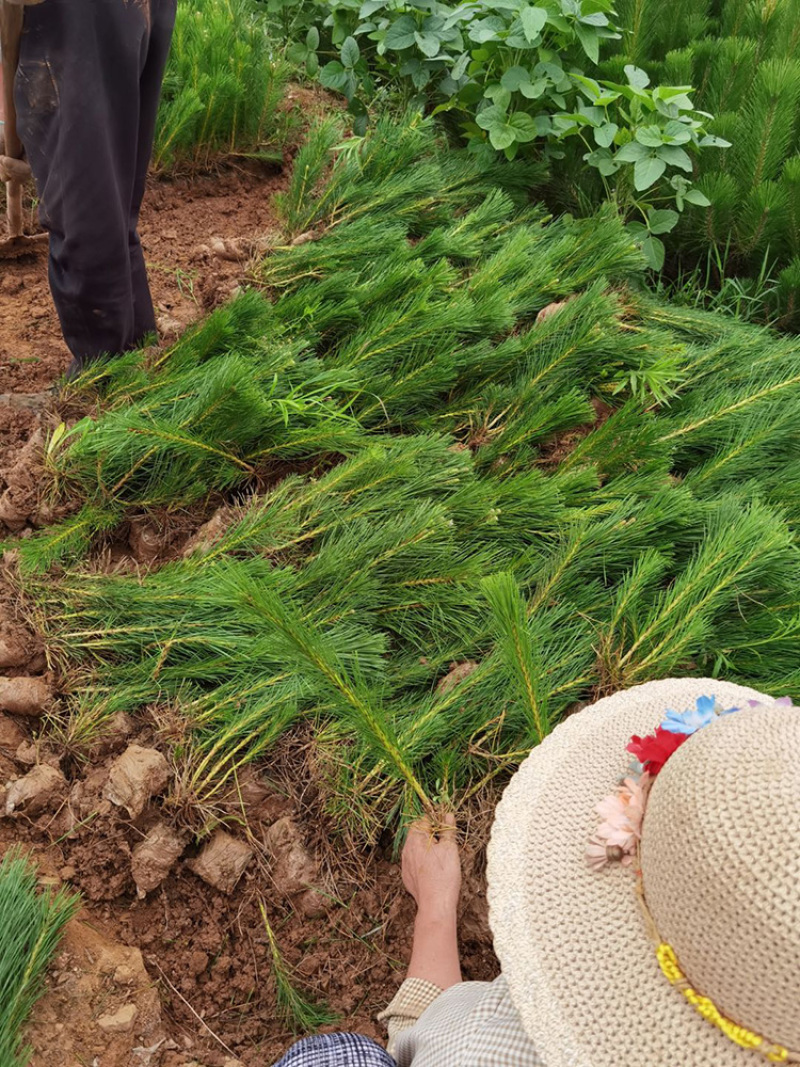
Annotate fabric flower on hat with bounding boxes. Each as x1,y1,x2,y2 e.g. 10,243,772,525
660,695,721,735
587,774,652,869
626,726,688,776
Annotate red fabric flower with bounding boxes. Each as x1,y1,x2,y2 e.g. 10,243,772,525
626,726,689,776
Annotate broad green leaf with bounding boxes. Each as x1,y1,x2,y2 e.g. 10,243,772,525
451,51,470,80
699,135,732,148
584,147,619,175
341,36,361,67
306,52,319,77
489,124,516,150
476,104,507,130
634,155,666,190
501,66,530,91
520,78,547,99
485,84,513,109
286,42,308,64
635,125,664,148
520,5,548,41
468,16,506,42
319,60,348,90
624,64,650,90
657,145,693,171
414,30,441,57
572,74,601,99
508,112,538,142
384,15,417,50
647,208,679,235
684,188,711,207
306,26,320,49
575,23,599,64
616,141,648,163
640,234,665,271
593,122,618,148
663,119,692,144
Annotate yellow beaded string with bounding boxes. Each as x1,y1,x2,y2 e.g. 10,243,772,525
655,944,792,1063
635,878,799,1064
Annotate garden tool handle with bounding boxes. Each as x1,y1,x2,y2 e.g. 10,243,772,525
1,3,26,238
1,2,25,159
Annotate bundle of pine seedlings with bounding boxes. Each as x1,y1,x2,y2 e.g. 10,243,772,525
0,850,79,1067
154,0,292,169
8,116,800,835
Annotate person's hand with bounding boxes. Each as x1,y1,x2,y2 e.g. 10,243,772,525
402,813,461,921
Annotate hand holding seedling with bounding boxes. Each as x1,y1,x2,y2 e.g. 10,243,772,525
402,813,463,990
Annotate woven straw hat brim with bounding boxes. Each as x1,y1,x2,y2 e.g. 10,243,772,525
487,677,770,1067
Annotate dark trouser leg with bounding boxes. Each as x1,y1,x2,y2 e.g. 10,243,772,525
14,0,177,373
131,0,178,343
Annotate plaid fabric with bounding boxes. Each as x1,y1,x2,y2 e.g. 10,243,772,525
378,977,444,1047
272,1033,397,1067
385,976,544,1067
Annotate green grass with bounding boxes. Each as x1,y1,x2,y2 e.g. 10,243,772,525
9,116,800,838
153,0,295,170
0,850,80,1067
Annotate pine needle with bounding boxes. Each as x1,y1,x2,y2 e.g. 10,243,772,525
0,850,80,1067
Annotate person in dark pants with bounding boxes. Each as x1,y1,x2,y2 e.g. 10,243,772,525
8,0,177,378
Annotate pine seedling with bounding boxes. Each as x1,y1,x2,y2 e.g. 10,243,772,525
0,850,80,1067
259,904,339,1033
154,0,292,170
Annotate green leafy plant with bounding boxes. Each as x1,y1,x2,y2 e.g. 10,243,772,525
0,850,80,1067
302,0,725,264
600,0,800,324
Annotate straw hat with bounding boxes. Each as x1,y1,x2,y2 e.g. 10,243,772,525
487,678,800,1067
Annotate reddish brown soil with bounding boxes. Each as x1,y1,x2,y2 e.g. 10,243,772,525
0,712,496,1066
0,158,498,1067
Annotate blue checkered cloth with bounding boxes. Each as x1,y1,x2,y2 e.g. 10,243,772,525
272,1033,397,1067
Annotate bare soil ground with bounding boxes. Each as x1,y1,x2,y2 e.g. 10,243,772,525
0,161,498,1067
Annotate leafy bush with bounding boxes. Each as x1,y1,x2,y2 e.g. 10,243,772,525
299,0,726,267
154,0,293,169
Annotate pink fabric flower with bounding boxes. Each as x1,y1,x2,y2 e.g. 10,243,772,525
587,774,652,868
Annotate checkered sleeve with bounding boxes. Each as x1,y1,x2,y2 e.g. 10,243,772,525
378,977,444,1052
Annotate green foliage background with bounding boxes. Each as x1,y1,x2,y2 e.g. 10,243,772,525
598,0,800,327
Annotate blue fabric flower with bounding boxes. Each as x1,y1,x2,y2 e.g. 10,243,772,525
661,695,720,735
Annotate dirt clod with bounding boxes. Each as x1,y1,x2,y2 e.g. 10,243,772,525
263,816,327,916
131,821,185,897
181,506,234,558
0,623,36,668
0,713,26,751
0,674,54,716
104,745,170,818
4,763,65,816
15,739,38,765
0,427,45,531
187,829,253,894
436,660,479,694
128,517,170,565
97,1003,139,1035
